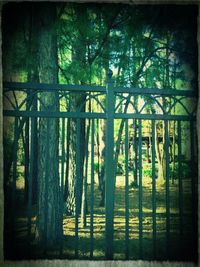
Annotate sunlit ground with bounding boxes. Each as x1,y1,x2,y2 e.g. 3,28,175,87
6,165,195,261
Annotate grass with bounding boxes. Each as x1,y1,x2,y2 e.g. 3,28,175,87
4,166,197,261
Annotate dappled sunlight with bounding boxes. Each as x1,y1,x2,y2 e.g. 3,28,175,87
3,3,198,262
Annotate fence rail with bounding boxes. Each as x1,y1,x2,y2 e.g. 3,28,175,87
3,81,198,97
3,81,198,261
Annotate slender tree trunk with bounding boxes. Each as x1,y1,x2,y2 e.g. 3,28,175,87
96,119,100,184
65,107,76,215
155,37,171,184
149,135,152,162
98,120,106,207
98,56,109,207
64,107,70,201
81,121,90,227
158,35,170,183
162,120,166,178
26,5,39,203
132,119,138,188
172,60,177,184
155,122,165,183
24,116,29,203
146,140,150,163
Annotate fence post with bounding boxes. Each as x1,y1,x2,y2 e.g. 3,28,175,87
105,70,115,259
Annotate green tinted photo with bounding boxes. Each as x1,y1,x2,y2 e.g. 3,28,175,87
2,2,198,262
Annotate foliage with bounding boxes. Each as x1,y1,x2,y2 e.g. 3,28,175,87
3,3,197,88
94,162,100,174
170,162,191,179
2,3,198,259
143,168,152,178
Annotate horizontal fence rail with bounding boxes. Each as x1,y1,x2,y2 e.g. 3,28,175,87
3,81,198,261
3,81,198,97
3,82,197,119
3,110,196,121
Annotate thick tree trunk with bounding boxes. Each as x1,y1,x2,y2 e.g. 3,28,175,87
65,6,88,215
36,3,60,248
65,95,86,215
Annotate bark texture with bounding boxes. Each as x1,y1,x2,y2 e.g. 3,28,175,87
65,94,85,215
36,3,60,248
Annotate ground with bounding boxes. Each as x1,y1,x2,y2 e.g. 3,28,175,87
4,165,196,261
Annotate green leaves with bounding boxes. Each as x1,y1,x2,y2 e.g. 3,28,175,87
2,3,197,89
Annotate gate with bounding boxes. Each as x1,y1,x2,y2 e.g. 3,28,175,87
3,80,198,261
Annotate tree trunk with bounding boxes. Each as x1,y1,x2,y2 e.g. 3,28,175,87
64,108,70,201
97,87,108,207
132,119,138,188
36,3,60,248
98,120,106,207
146,140,150,163
81,122,90,227
172,60,177,184
155,122,165,184
25,5,39,203
65,95,86,215
65,105,77,215
64,6,88,215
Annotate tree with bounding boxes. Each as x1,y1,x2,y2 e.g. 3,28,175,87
62,4,87,215
36,3,61,248
24,4,39,203
2,3,197,258
58,4,122,212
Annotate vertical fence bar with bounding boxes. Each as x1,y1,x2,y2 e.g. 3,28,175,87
151,120,156,259
96,120,100,184
60,117,65,255
133,119,138,188
12,117,19,209
31,92,38,204
75,118,81,258
177,121,183,241
64,117,70,199
125,119,129,259
81,121,90,228
105,79,115,260
164,120,170,259
24,117,29,203
190,120,197,256
44,118,50,254
190,120,195,215
11,117,19,250
90,118,95,258
27,116,35,250
138,119,143,259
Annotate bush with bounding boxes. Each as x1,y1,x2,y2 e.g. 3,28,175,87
116,162,124,175
94,162,101,173
143,168,152,177
170,162,191,179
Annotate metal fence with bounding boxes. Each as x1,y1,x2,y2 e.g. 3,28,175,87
3,81,198,261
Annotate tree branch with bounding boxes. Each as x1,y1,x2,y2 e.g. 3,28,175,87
89,10,121,65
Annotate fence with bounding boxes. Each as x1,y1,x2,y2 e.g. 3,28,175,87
3,81,198,261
